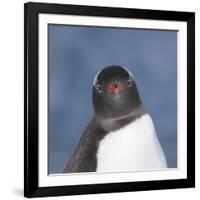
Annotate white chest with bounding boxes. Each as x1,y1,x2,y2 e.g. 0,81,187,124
96,114,167,172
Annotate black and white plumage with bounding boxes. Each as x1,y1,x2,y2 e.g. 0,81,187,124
63,65,167,173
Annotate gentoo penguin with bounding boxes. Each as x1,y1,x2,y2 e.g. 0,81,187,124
63,65,167,173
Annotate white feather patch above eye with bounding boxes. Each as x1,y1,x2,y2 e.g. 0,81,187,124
124,67,133,80
93,67,133,87
93,70,101,86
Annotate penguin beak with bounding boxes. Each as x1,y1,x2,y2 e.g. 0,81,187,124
107,82,123,94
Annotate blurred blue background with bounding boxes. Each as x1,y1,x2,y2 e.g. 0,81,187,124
48,24,177,174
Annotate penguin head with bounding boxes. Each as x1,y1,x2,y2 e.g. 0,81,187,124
92,65,143,119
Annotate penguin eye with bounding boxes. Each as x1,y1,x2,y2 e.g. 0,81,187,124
127,77,132,87
96,83,102,93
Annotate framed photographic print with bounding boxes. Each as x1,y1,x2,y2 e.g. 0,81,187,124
24,2,195,198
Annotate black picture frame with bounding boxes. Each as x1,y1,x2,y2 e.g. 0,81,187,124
24,2,195,198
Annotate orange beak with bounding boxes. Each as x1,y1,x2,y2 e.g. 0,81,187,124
107,83,123,94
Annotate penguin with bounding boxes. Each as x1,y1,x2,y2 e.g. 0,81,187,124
63,65,167,173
